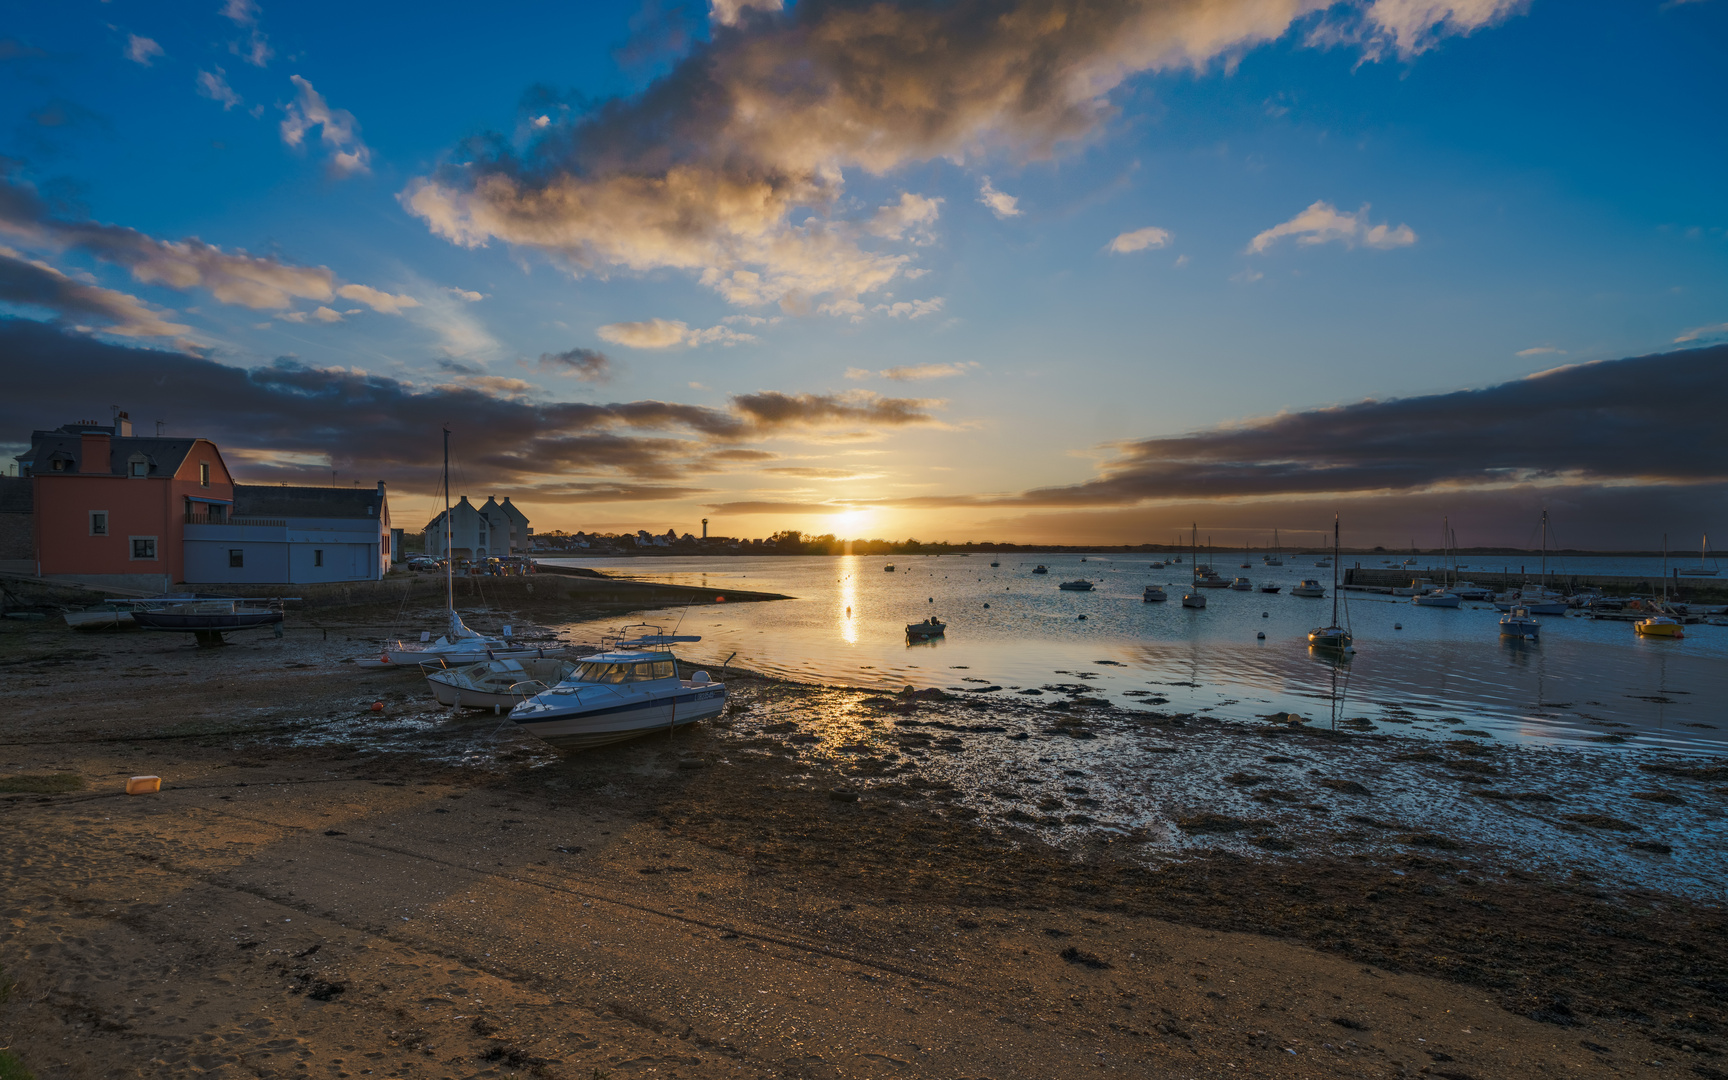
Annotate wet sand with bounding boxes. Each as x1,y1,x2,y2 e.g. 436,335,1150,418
1,611,1725,1079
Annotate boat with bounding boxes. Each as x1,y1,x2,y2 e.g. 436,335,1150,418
1182,524,1206,608
885,564,896,572
1499,606,1540,638
1143,585,1167,602
132,597,286,632
1636,536,1686,637
1263,529,1283,566
1058,579,1095,591
1230,577,1253,591
1290,579,1325,598
1150,561,1165,569
1259,582,1282,593
425,656,579,709
1678,533,1719,576
508,630,728,751
906,616,947,639
1031,565,1048,575
990,559,1000,567
1314,558,1332,569
65,607,137,631
1307,515,1352,650
1412,588,1462,608
379,428,528,666
1411,517,1463,607
1391,579,1429,597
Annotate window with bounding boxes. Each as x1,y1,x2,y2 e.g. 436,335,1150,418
129,460,147,478
199,462,211,487
51,459,65,472
90,511,108,536
207,503,226,524
129,537,157,560
313,549,324,567
229,549,244,568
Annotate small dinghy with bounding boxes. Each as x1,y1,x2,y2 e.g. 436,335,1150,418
906,617,947,639
1058,579,1094,591
425,656,579,709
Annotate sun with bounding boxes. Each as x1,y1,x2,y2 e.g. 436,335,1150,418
830,508,872,535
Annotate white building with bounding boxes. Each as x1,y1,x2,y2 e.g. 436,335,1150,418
424,495,531,559
183,482,391,584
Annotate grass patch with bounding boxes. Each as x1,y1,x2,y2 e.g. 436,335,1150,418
0,773,84,794
0,1049,36,1080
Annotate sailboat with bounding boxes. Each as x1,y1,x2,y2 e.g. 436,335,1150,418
1412,516,1462,608
374,429,549,666
1263,529,1283,566
1677,533,1719,577
1182,523,1206,608
1495,510,1567,614
1636,534,1685,638
1307,515,1353,650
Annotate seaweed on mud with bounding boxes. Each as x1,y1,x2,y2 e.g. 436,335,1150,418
1474,791,1557,803
1176,813,1268,834
1060,946,1112,969
1317,778,1372,796
1640,762,1728,781
1562,814,1640,831
1631,791,1686,805
1400,832,1463,850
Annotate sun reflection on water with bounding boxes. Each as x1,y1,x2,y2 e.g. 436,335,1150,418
838,554,858,644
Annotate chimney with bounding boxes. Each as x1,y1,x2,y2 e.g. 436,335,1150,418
116,411,133,437
377,480,386,495
80,431,111,474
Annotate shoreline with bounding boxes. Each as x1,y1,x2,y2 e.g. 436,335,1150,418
1,600,1723,1079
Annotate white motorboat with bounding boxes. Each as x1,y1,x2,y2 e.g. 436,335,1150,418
1143,584,1167,602
1058,579,1095,591
425,656,579,709
1307,515,1353,651
1259,582,1282,593
1391,578,1431,597
906,617,947,638
1290,579,1325,598
1499,606,1540,639
1314,558,1332,569
1195,572,1231,588
884,564,896,572
1412,589,1462,608
1450,581,1494,601
1031,565,1048,574
509,631,728,751
1230,576,1253,591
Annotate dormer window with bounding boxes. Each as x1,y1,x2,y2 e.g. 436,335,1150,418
199,462,211,487
52,459,65,472
127,453,149,478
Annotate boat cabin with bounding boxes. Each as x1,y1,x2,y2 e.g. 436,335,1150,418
564,651,681,684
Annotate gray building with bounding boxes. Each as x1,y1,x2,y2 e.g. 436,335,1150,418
424,495,530,559
183,482,391,585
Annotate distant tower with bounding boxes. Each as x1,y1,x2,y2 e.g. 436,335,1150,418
701,517,708,540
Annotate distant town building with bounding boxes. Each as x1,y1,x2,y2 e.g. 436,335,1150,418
423,495,529,559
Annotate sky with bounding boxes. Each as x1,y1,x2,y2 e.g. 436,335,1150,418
1,0,1724,550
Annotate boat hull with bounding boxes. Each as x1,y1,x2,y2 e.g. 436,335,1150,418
510,686,727,750
133,609,282,631
1635,620,1684,638
64,609,136,631
1500,620,1539,638
1411,594,1461,608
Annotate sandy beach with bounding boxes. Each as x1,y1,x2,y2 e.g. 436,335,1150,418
2,599,1725,1080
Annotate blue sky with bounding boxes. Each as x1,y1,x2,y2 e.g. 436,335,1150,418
2,1,1724,547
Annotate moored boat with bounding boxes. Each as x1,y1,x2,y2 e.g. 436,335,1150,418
1031,564,1048,574
1290,579,1325,598
906,617,947,638
426,656,579,709
1058,579,1095,591
1306,514,1353,651
1143,584,1167,602
508,631,727,751
1230,576,1253,591
1499,606,1540,639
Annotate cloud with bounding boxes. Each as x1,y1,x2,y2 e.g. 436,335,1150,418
0,319,941,500
1675,321,1728,344
336,283,419,315
874,297,945,320
710,0,783,26
447,287,486,302
281,75,372,176
221,0,261,25
597,318,756,349
1247,200,1417,254
869,193,942,243
277,305,345,324
1360,0,1529,58
0,173,408,315
1516,346,1566,358
232,29,273,68
926,345,1728,509
196,68,243,111
537,346,612,383
1108,225,1172,253
849,361,977,382
0,246,190,339
125,35,164,66
407,0,1512,313
978,177,1022,219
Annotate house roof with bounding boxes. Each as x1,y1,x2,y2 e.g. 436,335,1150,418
234,484,386,519
21,434,203,478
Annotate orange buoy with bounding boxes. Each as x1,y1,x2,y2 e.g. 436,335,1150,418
370,701,385,712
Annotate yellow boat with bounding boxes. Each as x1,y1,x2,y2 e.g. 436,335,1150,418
1635,616,1684,638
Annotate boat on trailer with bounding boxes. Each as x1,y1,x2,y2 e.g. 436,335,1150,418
509,629,730,751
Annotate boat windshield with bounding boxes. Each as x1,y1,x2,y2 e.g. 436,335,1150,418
572,659,677,684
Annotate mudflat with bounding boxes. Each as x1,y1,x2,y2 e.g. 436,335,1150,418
1,613,1724,1080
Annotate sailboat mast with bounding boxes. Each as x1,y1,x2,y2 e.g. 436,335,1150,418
1331,514,1340,625
443,425,453,617
1541,509,1548,590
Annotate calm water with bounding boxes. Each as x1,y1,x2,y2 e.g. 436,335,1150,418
539,554,1728,753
